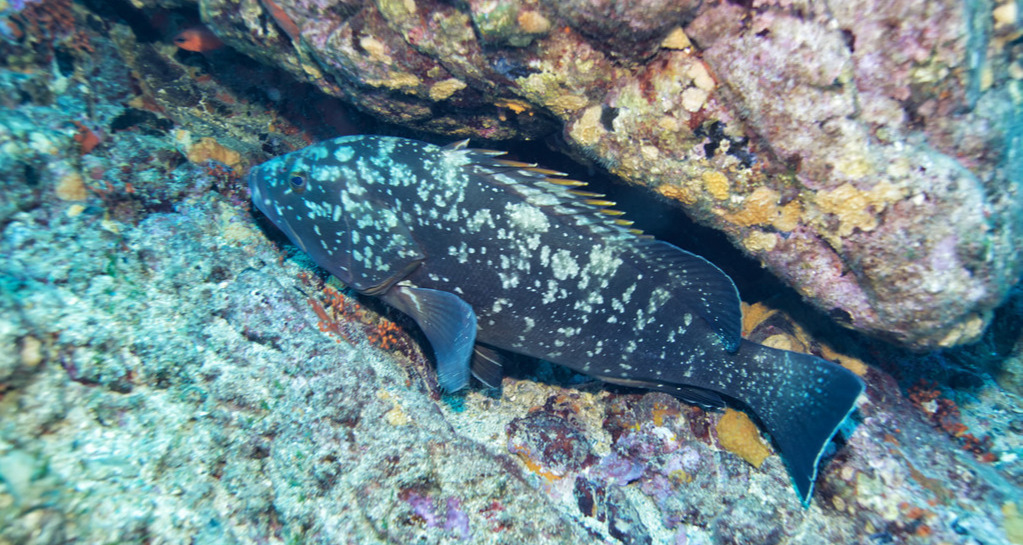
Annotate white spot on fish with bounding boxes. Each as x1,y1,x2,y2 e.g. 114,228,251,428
550,249,579,280
587,244,622,277
505,202,550,233
498,270,520,289
333,146,354,163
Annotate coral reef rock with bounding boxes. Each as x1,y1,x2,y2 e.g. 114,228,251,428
207,0,1023,349
1,3,1021,542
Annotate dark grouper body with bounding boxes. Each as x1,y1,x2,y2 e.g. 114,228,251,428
248,135,863,504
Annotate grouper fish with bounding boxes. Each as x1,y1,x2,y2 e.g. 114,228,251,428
247,135,864,505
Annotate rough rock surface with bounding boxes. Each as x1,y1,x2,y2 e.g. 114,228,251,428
1,2,1022,545
198,0,1023,349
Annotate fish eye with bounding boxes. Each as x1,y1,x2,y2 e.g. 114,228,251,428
289,173,306,193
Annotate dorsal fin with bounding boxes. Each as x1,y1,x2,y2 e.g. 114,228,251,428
634,241,742,351
456,145,743,351
458,148,636,238
444,139,471,151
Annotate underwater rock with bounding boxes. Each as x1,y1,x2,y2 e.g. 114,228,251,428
0,186,594,545
507,411,596,479
204,0,1022,348
2,2,1022,544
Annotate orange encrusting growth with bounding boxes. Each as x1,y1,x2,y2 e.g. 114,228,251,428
300,272,357,343
908,379,996,462
716,408,771,468
72,121,101,154
509,445,566,482
367,320,402,350
299,272,408,351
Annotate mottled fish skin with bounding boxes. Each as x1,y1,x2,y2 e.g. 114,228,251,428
248,135,864,505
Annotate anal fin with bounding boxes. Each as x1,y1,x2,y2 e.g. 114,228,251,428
470,344,506,388
599,376,726,409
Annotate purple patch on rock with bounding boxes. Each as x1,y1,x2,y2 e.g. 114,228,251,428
402,491,471,540
404,491,441,527
595,451,646,485
444,497,471,540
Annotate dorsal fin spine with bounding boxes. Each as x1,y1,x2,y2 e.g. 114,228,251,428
461,147,667,253
444,139,471,151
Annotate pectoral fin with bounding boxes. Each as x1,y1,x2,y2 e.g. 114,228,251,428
382,285,477,392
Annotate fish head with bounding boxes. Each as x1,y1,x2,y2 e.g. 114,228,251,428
248,146,320,233
248,137,426,293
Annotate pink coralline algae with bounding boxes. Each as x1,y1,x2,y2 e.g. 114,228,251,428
204,0,1023,349
400,491,472,540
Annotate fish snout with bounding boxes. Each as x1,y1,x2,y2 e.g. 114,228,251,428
247,170,267,215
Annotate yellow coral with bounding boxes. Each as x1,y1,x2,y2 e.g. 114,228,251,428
721,187,800,233
20,336,42,367
551,94,590,114
744,301,870,379
358,36,391,63
701,171,730,200
187,137,244,172
716,408,771,468
55,171,87,201
517,10,551,34
668,469,692,484
681,87,708,112
994,2,1018,30
1004,501,1023,544
819,344,869,377
814,181,903,237
726,186,780,226
569,105,606,146
495,99,532,114
741,301,776,335
743,231,777,252
657,116,680,131
377,390,410,426
660,27,691,50
640,145,659,162
774,200,801,232
656,182,697,204
428,78,467,100
364,73,421,91
936,314,987,347
687,62,715,91
762,333,796,351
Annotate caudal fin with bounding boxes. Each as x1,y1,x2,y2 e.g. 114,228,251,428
735,343,864,505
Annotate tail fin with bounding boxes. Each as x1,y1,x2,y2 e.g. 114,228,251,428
734,342,864,505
